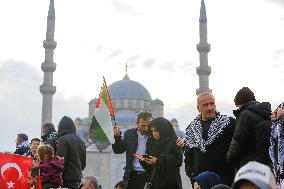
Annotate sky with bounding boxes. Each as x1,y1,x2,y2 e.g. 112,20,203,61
0,0,284,152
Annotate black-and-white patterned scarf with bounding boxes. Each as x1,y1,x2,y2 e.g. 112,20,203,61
185,112,231,153
269,102,284,184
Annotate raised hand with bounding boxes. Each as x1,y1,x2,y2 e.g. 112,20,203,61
113,126,121,136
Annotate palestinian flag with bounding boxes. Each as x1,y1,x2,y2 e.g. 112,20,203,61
89,77,115,151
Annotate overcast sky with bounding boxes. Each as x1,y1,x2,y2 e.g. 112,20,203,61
0,0,284,152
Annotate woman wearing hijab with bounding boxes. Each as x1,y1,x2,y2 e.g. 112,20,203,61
134,117,183,189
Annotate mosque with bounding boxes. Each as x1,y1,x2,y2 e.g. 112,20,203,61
75,66,185,144
40,0,211,188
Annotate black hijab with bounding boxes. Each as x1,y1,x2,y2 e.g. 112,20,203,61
148,117,177,157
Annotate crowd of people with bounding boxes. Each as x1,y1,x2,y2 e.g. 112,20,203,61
10,86,284,189
112,87,284,189
14,116,87,189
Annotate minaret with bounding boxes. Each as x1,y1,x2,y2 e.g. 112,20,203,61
40,0,57,132
196,0,211,95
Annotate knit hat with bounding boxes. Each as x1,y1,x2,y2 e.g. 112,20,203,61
233,161,276,189
234,87,256,106
193,171,222,189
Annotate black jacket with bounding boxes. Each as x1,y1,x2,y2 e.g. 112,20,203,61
57,116,86,182
112,128,141,183
14,142,30,156
226,101,272,168
141,138,183,189
184,117,236,186
41,131,58,154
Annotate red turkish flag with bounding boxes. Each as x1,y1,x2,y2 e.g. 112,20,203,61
0,153,32,189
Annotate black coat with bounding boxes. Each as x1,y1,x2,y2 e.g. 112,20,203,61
14,143,30,156
112,128,140,183
226,101,272,168
141,138,183,189
184,117,236,186
41,131,58,154
57,116,86,182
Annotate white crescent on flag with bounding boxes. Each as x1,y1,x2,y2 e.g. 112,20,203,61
1,163,22,180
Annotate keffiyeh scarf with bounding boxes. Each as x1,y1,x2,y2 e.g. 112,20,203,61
269,102,284,184
185,113,231,153
16,141,30,156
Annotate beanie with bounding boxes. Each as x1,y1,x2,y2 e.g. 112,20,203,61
234,87,255,106
193,171,222,189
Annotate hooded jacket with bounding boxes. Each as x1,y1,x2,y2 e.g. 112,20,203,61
227,101,272,168
40,157,64,186
57,116,86,182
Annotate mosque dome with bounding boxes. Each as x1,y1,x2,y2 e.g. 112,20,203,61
108,79,152,101
115,111,137,125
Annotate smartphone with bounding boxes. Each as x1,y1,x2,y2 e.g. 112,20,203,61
143,154,150,159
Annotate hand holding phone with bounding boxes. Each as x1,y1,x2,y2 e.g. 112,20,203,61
143,154,150,158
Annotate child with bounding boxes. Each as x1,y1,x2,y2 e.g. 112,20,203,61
27,138,41,158
38,144,64,189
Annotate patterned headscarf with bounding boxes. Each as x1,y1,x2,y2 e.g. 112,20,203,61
269,102,284,184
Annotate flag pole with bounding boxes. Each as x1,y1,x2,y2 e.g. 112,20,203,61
103,76,117,126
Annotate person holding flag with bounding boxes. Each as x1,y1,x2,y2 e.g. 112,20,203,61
89,77,185,189
14,133,30,156
113,113,185,189
112,110,153,189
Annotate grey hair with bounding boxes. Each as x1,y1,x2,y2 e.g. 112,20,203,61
84,176,98,189
197,92,215,105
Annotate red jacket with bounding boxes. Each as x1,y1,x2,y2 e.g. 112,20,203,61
40,157,64,187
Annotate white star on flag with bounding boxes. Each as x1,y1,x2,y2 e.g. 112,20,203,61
7,181,15,188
